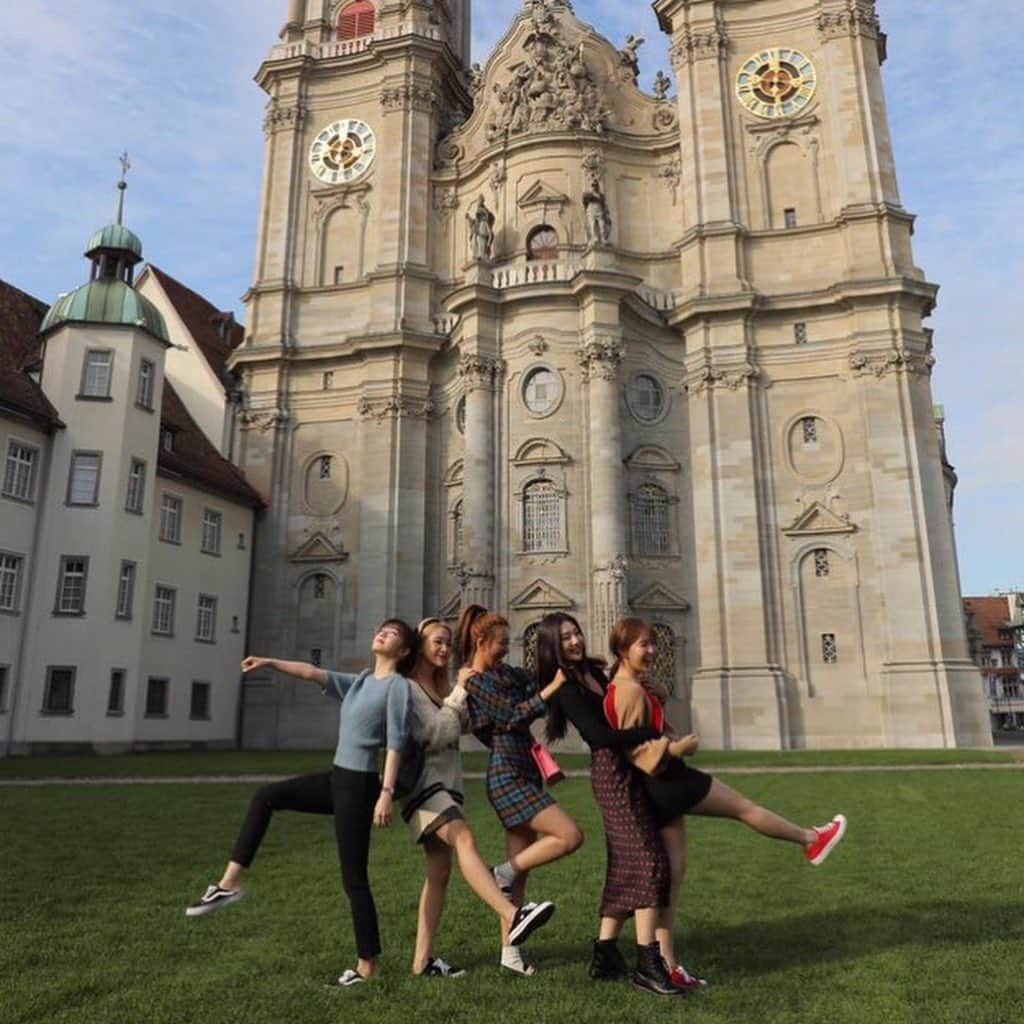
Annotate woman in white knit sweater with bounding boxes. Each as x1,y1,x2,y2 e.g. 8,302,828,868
403,618,555,977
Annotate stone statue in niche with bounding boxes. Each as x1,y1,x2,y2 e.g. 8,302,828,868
466,196,496,261
653,69,671,100
618,34,645,82
582,176,611,245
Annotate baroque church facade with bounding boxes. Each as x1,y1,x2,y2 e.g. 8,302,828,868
232,0,991,750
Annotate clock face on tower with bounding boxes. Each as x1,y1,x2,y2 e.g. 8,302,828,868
736,48,817,120
308,119,377,185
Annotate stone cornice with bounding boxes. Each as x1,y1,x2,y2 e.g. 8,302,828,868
358,393,436,420
848,346,935,380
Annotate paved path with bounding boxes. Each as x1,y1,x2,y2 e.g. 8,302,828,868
2,762,1022,787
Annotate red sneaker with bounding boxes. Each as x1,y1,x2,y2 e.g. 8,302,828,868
669,965,707,990
805,814,847,865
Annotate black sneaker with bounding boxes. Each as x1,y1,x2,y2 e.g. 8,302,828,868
589,938,629,981
508,900,555,945
418,957,466,978
632,942,686,998
185,884,245,917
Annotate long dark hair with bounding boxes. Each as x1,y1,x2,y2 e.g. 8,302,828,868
378,617,419,676
538,612,606,744
607,617,652,681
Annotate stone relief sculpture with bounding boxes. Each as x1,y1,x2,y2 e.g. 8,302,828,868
618,34,645,82
468,62,485,93
466,196,496,261
485,10,609,142
653,69,671,100
582,176,611,245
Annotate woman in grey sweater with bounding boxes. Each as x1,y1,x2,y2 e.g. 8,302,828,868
402,618,555,977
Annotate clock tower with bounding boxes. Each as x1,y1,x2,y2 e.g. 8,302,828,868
232,0,471,746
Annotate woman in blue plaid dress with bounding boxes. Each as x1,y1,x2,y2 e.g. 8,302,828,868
457,605,583,975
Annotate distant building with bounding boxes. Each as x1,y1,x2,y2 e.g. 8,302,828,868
964,594,1024,733
0,211,262,755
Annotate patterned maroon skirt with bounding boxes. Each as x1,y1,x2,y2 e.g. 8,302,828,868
589,748,670,917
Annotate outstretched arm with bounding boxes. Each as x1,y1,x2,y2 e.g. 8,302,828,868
241,656,327,686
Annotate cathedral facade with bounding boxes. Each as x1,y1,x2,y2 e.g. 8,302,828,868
232,0,991,750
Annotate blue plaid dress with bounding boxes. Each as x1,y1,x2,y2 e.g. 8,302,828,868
466,663,555,830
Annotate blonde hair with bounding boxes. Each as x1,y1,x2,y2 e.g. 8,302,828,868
415,617,453,698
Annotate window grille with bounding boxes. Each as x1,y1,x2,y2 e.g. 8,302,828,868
822,633,838,664
523,623,541,678
153,586,176,635
629,374,665,422
523,480,562,552
160,495,182,542
314,575,327,599
116,561,136,619
794,323,808,345
81,350,113,397
3,442,37,501
0,554,22,612
320,456,332,480
202,509,223,555
126,459,146,513
196,595,217,642
634,485,671,555
68,453,101,505
650,623,677,695
801,417,818,447
57,558,88,614
814,549,830,578
137,359,155,408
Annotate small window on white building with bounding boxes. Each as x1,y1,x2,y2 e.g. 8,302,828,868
3,442,38,502
126,459,146,514
196,594,217,643
80,349,113,398
190,681,211,720
161,428,175,453
55,557,89,615
523,480,563,552
822,633,838,664
311,648,323,667
145,677,169,717
116,561,136,620
159,495,182,543
238,532,247,550
0,553,23,613
68,452,102,506
202,509,223,555
153,585,176,635
633,484,672,556
43,667,76,715
137,359,156,409
108,669,126,715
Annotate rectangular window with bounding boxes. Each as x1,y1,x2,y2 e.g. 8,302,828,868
145,677,169,717
0,665,9,712
231,615,240,634
115,561,136,620
136,358,155,409
0,553,23,612
161,429,175,453
237,532,246,550
323,371,334,390
201,509,223,555
80,349,114,398
311,648,322,668
319,456,332,480
108,669,126,715
43,666,75,715
153,585,176,636
159,494,182,543
68,452,102,505
784,207,798,229
822,633,838,664
3,441,38,501
794,322,808,345
196,594,217,643
801,417,819,448
125,458,146,514
190,681,211,721
55,556,89,615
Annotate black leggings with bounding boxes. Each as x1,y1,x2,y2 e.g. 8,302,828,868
230,771,333,867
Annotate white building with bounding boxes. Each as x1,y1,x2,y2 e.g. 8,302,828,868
0,215,262,756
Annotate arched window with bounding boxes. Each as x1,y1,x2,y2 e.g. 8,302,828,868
523,622,541,677
633,484,671,555
451,499,464,565
527,225,558,261
523,479,562,552
337,1,375,40
650,623,676,694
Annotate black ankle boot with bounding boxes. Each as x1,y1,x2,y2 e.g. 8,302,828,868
632,942,685,997
588,938,629,981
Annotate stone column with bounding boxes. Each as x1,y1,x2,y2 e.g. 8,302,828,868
579,337,629,648
458,353,501,609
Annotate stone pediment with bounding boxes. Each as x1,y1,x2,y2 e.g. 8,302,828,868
518,180,571,213
510,578,575,611
437,1,676,171
630,582,690,611
289,532,349,563
782,502,857,537
513,437,571,466
625,445,681,472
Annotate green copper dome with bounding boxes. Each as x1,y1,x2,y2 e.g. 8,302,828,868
85,223,144,260
41,279,170,343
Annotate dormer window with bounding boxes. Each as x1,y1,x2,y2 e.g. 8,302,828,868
161,428,175,453
527,225,558,262
338,1,375,40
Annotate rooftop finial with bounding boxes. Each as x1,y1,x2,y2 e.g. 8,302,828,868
116,151,131,225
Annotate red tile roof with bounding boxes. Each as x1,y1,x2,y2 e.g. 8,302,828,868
159,382,263,508
146,265,243,386
964,596,1013,649
0,278,62,428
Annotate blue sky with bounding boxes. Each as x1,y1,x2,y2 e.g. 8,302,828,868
0,1,1020,594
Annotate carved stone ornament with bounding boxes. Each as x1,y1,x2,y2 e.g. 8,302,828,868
263,101,308,136
380,83,437,114
528,336,549,356
581,149,605,182
468,62,485,93
817,1,882,41
433,187,459,219
848,347,935,379
671,25,729,68
659,158,681,206
458,354,505,390
652,105,678,131
358,395,436,420
578,337,624,382
597,555,629,582
618,34,645,84
653,70,672,101
485,10,610,142
239,407,291,431
489,164,508,194
455,563,496,589
684,361,760,395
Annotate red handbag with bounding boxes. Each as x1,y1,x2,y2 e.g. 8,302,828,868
530,742,565,785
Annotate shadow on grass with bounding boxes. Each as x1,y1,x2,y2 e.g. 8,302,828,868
528,900,1024,978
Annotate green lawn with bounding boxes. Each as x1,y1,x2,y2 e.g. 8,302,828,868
2,770,1023,1024
0,745,1018,779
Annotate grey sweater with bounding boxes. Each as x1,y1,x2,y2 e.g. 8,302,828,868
323,670,412,773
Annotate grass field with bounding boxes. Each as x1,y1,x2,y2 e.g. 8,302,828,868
3,767,1023,1024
